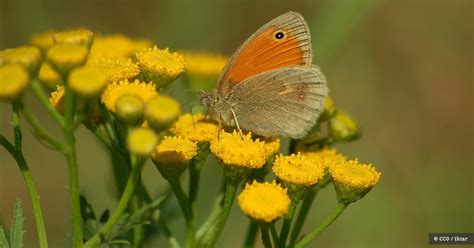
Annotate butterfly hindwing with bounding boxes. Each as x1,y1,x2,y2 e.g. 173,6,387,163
227,66,328,138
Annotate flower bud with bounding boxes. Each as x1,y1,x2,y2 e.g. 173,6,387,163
144,95,181,131
47,44,88,76
53,28,94,48
0,65,29,101
329,110,359,142
115,95,145,125
127,127,159,156
69,67,108,98
0,46,42,75
39,62,62,89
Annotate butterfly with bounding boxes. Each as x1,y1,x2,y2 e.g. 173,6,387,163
198,11,328,139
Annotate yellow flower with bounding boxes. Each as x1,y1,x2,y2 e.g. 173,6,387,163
127,127,158,156
0,46,42,73
238,180,290,223
53,28,94,47
115,95,144,125
329,110,359,141
88,58,140,82
0,65,29,101
272,153,325,187
136,46,185,88
329,159,381,203
261,137,280,159
170,113,219,143
144,95,181,131
210,131,267,169
49,85,64,112
181,51,227,76
130,38,152,54
153,136,197,163
69,67,108,97
101,79,157,112
297,147,347,170
88,34,135,61
30,31,55,51
38,62,61,89
47,44,88,74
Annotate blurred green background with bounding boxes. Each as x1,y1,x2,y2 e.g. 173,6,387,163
0,0,472,247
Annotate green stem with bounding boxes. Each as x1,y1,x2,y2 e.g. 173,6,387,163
62,88,82,248
270,224,279,248
294,202,349,248
30,79,64,127
259,224,272,248
189,143,210,221
0,102,49,248
131,195,145,248
196,184,225,239
167,177,195,248
158,214,181,248
21,104,63,150
199,178,240,247
279,199,298,248
84,159,145,248
243,221,258,248
289,175,331,247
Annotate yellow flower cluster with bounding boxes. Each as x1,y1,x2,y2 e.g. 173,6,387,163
87,58,140,82
298,147,347,170
210,131,268,169
273,153,325,186
152,136,197,165
136,47,185,88
181,51,227,76
88,34,151,62
329,159,381,190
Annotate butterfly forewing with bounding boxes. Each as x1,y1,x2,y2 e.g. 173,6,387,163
217,11,312,95
227,66,328,138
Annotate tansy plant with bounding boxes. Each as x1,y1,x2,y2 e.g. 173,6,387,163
0,28,380,248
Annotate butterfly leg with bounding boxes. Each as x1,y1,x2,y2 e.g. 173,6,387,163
230,108,244,139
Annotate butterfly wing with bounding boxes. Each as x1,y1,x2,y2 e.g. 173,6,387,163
217,11,312,95
227,66,328,138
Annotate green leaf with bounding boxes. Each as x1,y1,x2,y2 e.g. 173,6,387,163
80,195,99,240
10,199,24,248
0,225,9,248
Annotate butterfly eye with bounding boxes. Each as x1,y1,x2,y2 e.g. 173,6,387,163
274,31,285,40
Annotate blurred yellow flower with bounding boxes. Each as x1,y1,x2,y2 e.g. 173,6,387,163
297,147,347,170
144,95,181,131
261,137,280,159
115,95,144,125
49,85,64,113
30,31,55,51
127,127,158,156
53,28,94,47
69,67,108,97
88,58,140,82
136,46,185,88
88,34,136,61
0,65,29,101
181,51,227,76
210,131,267,169
272,153,325,187
238,180,290,223
0,46,42,73
38,62,61,89
329,110,359,141
47,44,88,74
101,79,157,112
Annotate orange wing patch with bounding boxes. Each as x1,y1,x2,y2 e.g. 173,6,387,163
222,27,305,86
